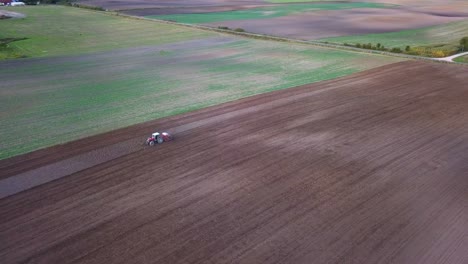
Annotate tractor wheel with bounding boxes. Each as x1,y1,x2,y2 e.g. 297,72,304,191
149,140,155,146
157,136,164,144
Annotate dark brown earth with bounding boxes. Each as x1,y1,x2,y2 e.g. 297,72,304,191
1,61,468,264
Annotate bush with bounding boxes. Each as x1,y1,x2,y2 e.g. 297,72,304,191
407,46,456,57
405,46,411,52
217,26,230,30
431,50,446,58
390,47,402,53
355,43,361,48
234,28,245,32
460,37,468,52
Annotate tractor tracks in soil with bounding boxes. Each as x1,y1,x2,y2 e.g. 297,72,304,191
1,61,468,264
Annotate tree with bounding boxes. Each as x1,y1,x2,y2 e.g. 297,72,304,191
405,46,411,52
460,37,468,52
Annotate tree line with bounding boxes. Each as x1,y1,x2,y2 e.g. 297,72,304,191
342,37,468,58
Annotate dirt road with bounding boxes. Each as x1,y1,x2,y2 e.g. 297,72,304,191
435,51,468,62
1,61,468,264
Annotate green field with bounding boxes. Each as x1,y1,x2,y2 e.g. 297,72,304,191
0,6,213,59
0,5,403,159
0,39,402,159
454,55,468,63
322,19,468,51
149,2,389,24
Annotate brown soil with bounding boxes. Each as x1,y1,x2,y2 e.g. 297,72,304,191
1,61,468,263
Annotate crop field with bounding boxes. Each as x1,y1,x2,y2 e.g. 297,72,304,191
143,2,466,41
72,0,468,41
149,2,390,24
0,3,405,160
77,0,468,13
0,35,402,159
0,6,213,59
322,19,468,51
1,61,468,264
78,0,267,11
2,1,468,263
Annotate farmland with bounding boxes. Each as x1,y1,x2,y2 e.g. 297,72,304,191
2,2,468,264
0,37,401,159
322,19,468,52
0,5,403,159
1,61,468,263
141,1,467,41
0,6,213,59
149,2,391,24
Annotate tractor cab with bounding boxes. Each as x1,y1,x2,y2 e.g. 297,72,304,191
146,131,172,146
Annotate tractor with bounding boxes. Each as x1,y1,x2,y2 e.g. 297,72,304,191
146,132,172,146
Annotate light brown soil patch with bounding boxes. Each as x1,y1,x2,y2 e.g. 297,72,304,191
0,10,26,19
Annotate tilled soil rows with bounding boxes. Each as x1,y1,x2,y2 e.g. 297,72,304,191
1,61,468,263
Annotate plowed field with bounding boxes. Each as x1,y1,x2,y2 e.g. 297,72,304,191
1,61,468,264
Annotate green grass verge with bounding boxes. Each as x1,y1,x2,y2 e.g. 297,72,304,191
454,55,468,63
149,2,390,24
0,38,28,59
0,36,403,159
0,5,214,59
322,19,468,53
